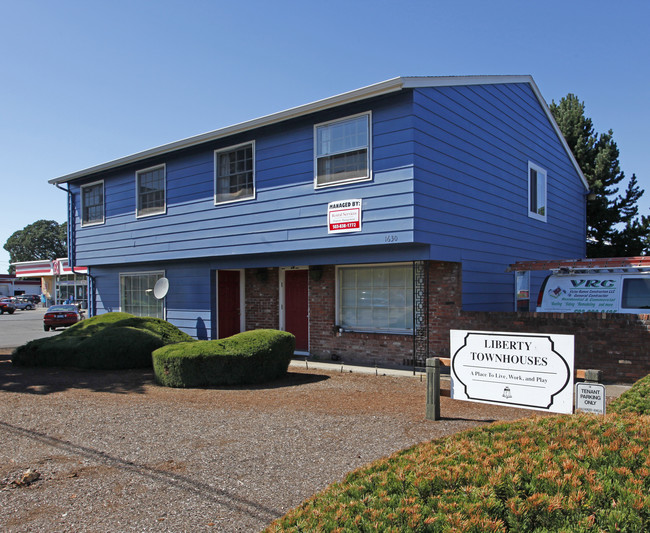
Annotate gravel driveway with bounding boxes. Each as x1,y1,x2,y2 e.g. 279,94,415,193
0,351,539,532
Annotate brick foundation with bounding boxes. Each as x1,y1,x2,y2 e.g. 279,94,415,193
240,263,649,383
309,262,462,367
245,268,279,330
446,311,650,384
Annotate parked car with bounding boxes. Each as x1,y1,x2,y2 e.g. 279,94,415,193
43,304,82,331
10,297,36,310
19,294,41,305
0,300,16,314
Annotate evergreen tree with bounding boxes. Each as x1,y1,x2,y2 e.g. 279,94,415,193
550,94,649,257
3,220,68,274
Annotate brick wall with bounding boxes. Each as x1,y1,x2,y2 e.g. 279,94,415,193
245,268,279,330
309,262,462,367
306,261,649,383
427,261,463,355
241,263,649,383
447,312,650,384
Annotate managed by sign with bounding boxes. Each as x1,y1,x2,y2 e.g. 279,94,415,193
450,330,575,414
328,199,362,234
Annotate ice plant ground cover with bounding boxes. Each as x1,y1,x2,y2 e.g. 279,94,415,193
267,379,650,532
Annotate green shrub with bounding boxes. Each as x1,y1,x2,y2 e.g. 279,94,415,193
12,312,194,369
266,413,650,532
609,374,650,415
153,329,295,387
60,311,136,337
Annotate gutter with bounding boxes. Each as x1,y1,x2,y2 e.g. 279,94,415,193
53,183,96,316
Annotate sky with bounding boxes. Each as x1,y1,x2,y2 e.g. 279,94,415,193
1,0,648,274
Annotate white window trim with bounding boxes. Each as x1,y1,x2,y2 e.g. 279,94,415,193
80,180,105,227
119,270,166,320
335,262,413,335
135,164,167,218
214,141,256,205
313,112,372,189
528,161,547,222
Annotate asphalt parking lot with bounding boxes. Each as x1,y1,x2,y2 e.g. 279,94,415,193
0,307,53,349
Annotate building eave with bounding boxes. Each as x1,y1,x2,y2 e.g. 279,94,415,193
49,75,587,189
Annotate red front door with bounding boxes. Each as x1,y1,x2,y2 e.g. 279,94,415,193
284,269,309,351
218,270,240,339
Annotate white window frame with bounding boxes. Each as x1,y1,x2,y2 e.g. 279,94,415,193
528,161,547,222
335,262,413,334
119,270,166,319
136,164,166,218
314,112,372,189
214,141,256,205
80,180,105,227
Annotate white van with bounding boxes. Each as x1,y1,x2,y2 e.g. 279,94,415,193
536,271,650,313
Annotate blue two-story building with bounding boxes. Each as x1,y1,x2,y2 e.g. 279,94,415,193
50,76,587,366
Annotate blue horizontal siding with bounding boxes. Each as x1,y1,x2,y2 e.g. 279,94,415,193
89,243,431,337
72,82,586,314
411,83,585,310
93,263,214,338
73,94,417,268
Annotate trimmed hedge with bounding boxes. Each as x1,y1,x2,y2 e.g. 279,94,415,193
152,329,295,387
609,374,650,415
12,312,194,369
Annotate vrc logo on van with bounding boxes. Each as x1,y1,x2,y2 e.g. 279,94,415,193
570,279,616,288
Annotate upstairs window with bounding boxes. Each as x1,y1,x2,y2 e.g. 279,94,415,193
80,181,104,226
528,161,547,222
215,142,255,204
315,113,371,187
136,165,166,217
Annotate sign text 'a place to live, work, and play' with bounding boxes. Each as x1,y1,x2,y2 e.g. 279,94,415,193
450,330,575,414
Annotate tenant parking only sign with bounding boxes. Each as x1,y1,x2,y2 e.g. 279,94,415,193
575,382,606,415
450,330,575,414
327,199,362,234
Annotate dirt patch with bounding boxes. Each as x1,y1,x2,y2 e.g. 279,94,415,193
0,356,538,532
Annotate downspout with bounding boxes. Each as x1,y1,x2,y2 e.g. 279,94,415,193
54,183,96,316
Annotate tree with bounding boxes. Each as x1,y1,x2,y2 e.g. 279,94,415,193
3,220,68,274
550,94,649,257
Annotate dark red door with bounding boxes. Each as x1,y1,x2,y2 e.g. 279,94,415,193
218,270,240,339
285,269,309,351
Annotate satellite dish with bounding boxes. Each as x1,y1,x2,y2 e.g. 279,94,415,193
153,277,169,299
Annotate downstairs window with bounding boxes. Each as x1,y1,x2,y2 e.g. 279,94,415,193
119,271,165,318
337,263,413,333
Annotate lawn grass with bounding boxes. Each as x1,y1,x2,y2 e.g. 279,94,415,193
266,376,650,532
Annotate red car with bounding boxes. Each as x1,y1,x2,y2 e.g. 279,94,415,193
43,305,82,331
0,300,16,314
